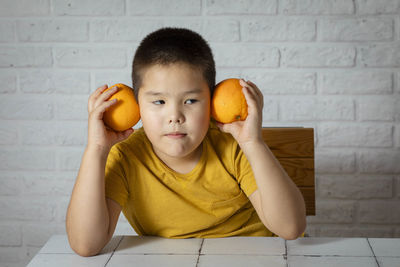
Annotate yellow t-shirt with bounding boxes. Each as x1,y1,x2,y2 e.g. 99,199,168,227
104,122,274,238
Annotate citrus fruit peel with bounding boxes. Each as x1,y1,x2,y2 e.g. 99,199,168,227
211,78,248,124
103,83,140,131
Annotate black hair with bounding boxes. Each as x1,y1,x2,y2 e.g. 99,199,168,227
131,27,216,101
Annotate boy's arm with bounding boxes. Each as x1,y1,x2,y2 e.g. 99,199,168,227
66,85,133,256
242,141,306,239
66,146,121,256
216,79,306,240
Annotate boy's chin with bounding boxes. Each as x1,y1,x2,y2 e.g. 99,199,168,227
158,143,202,157
163,147,196,158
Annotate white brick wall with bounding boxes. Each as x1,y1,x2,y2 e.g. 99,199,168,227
0,0,399,265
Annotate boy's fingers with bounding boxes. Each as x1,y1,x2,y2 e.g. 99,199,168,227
242,86,263,116
239,79,248,87
90,84,108,100
243,80,260,96
91,99,117,120
241,79,263,108
240,79,256,95
96,84,108,94
216,121,229,133
241,79,260,93
88,84,108,111
242,86,257,106
248,81,263,101
94,86,119,109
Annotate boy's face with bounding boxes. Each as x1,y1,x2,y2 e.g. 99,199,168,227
138,63,211,167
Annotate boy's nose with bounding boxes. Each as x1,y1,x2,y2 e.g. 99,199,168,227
168,115,185,124
169,118,182,124
168,107,185,124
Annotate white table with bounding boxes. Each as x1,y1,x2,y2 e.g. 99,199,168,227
27,235,400,267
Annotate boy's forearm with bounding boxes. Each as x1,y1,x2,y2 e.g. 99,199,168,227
66,146,111,255
240,141,306,238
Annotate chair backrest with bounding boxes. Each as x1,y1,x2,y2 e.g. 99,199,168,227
261,128,315,215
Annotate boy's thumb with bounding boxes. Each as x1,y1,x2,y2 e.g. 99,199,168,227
216,121,228,133
123,128,134,137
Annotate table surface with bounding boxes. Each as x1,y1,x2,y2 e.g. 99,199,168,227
27,235,400,267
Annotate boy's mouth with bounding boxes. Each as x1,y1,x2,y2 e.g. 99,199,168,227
165,132,187,138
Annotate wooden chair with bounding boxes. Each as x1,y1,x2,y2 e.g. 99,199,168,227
262,128,315,216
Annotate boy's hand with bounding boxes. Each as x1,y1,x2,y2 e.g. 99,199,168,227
87,84,134,152
215,79,264,148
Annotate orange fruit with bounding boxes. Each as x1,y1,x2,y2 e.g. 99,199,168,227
211,78,248,124
103,83,140,131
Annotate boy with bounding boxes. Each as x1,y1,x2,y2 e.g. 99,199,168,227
66,27,306,257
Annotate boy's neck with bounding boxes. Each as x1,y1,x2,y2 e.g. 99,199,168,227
155,144,203,175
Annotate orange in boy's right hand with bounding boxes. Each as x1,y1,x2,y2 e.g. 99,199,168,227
103,83,140,131
211,78,248,124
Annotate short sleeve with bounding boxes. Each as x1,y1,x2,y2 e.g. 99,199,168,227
232,141,258,197
104,144,129,208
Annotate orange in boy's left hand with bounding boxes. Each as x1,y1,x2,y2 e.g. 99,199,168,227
211,78,248,124
103,83,140,131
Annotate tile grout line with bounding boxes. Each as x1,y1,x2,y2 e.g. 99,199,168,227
104,236,125,267
195,239,205,267
366,238,380,267
285,239,288,267
103,250,114,266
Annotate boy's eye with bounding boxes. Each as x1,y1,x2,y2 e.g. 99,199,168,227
185,99,198,104
152,100,165,105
